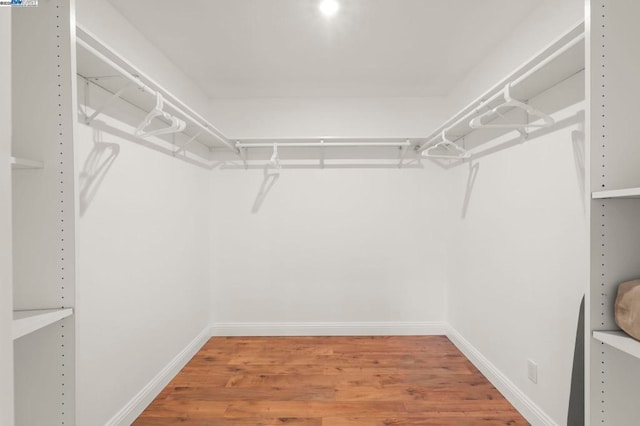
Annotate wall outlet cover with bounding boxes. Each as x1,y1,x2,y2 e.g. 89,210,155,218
527,359,538,384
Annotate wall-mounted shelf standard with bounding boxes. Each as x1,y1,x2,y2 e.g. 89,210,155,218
13,308,73,340
592,187,640,199
417,21,584,158
593,331,640,360
10,156,43,169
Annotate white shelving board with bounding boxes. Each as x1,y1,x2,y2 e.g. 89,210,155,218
592,187,640,199
451,38,584,139
588,1,640,424
421,22,584,147
593,331,640,360
10,156,43,170
13,308,73,340
75,27,228,151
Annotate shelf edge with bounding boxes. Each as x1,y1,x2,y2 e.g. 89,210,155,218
593,330,640,360
10,156,44,169
12,308,74,340
592,187,640,199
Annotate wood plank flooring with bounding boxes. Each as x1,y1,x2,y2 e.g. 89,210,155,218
134,336,529,425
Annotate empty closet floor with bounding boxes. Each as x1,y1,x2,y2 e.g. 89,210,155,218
134,336,528,425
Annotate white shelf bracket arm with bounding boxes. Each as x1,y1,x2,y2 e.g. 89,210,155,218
79,79,91,121
494,107,529,139
320,139,325,169
518,108,530,140
503,83,553,133
398,139,409,168
268,143,281,170
173,131,202,156
237,141,248,170
85,81,133,124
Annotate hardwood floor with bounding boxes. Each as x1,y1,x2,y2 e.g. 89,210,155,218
134,336,529,425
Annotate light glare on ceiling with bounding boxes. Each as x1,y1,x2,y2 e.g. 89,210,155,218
319,0,340,17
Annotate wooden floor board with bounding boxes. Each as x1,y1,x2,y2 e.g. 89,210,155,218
134,336,528,425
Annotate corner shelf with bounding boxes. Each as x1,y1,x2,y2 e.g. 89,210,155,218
593,331,640,360
10,156,44,170
76,26,237,155
417,21,584,154
592,187,640,199
13,308,73,340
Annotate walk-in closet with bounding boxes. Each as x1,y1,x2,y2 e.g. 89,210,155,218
1,0,639,425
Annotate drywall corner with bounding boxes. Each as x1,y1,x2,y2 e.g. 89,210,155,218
105,327,210,426
447,326,557,426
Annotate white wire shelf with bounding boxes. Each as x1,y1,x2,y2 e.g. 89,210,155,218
592,187,640,199
13,308,73,340
75,22,584,166
75,26,237,154
10,156,44,169
417,21,585,155
593,331,640,360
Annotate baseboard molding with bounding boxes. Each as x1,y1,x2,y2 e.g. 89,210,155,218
211,321,447,336
446,326,556,426
106,326,211,426
104,323,550,425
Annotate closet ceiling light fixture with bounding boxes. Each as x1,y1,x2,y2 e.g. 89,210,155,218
319,0,340,17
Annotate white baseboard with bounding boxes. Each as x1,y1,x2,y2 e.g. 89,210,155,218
211,321,447,336
106,327,211,426
105,323,550,426
446,326,556,426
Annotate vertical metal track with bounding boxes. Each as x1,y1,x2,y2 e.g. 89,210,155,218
54,0,70,423
594,1,607,424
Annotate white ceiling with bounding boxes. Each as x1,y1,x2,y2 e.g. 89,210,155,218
107,0,539,99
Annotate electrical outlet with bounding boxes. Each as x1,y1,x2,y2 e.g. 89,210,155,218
527,359,538,384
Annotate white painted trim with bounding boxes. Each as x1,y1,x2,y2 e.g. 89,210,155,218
105,327,211,426
446,326,557,426
105,323,548,426
210,321,447,336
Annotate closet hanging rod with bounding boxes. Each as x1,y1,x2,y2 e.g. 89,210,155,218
415,23,585,153
512,32,584,89
467,31,585,128
76,37,239,154
236,141,411,149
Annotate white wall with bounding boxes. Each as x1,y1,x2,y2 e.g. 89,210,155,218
74,2,217,422
209,96,445,139
0,8,14,426
207,96,451,332
74,0,588,423
447,73,587,425
75,83,211,425
442,2,586,423
209,166,450,331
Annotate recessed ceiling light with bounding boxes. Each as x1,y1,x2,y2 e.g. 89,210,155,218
319,0,340,17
